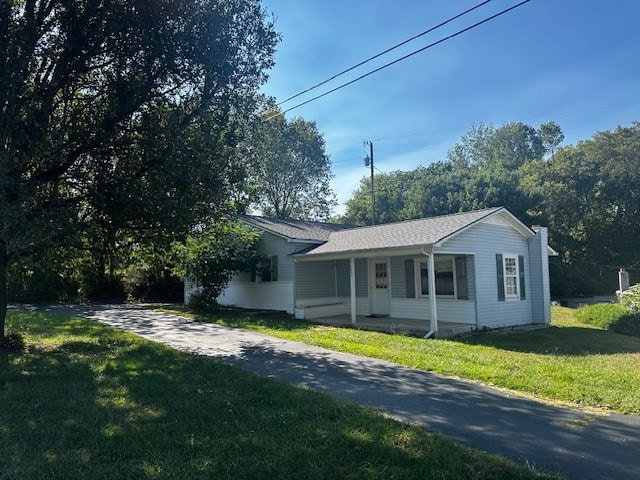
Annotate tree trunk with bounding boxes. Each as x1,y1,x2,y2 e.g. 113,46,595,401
0,240,7,341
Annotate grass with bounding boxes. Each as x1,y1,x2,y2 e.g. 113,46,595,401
575,303,640,338
0,311,556,480
162,306,640,416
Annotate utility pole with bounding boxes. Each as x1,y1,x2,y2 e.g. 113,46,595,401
363,141,375,225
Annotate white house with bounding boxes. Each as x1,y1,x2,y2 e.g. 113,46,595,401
201,207,554,337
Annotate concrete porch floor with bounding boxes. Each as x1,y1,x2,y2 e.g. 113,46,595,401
305,314,475,338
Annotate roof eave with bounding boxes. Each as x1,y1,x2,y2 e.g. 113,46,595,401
238,216,330,244
287,238,325,244
295,244,432,262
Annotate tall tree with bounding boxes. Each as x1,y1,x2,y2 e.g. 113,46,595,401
241,110,336,220
343,122,561,226
523,122,640,294
0,0,278,339
449,122,557,222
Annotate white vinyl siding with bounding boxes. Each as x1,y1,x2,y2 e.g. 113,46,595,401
527,227,551,324
295,261,336,299
388,298,476,325
439,221,532,329
216,231,314,314
218,281,294,313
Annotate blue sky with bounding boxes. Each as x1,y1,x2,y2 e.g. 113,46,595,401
259,0,640,215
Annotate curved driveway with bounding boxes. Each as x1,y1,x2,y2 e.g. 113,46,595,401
39,304,640,480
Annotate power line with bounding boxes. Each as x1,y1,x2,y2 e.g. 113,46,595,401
326,100,640,154
331,126,624,166
265,0,532,121
276,0,493,106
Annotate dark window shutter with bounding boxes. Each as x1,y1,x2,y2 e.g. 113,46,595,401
496,254,505,301
518,255,526,300
455,256,469,300
250,261,257,283
271,255,278,282
405,259,415,298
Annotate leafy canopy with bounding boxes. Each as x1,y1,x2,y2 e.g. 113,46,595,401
239,109,336,220
0,0,278,336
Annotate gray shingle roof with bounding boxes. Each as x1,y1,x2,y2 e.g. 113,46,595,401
304,207,505,256
238,215,353,242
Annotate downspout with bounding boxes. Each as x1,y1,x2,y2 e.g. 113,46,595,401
421,247,438,339
292,258,297,316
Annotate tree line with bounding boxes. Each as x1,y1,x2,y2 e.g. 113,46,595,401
341,121,640,296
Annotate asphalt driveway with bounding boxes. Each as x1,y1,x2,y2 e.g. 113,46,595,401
36,304,640,480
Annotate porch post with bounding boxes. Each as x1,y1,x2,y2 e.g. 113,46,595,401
292,259,297,315
350,257,357,325
428,253,438,333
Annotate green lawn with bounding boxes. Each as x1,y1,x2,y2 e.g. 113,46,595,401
1,311,555,480
164,306,640,416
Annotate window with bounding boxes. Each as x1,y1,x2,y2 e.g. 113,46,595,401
405,255,468,299
417,256,456,297
375,262,388,289
252,255,278,282
503,255,518,299
497,253,525,301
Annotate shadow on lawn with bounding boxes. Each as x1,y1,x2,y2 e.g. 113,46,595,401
458,325,640,356
220,340,640,480
607,312,640,338
1,331,537,480
191,309,314,332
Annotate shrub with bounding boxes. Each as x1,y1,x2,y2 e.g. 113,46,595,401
576,303,640,338
175,219,261,307
1,332,26,352
185,290,210,312
619,284,640,313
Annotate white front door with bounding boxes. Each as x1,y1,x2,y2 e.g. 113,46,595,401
370,259,390,316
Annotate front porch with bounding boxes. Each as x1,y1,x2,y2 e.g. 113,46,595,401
294,252,477,338
303,314,475,338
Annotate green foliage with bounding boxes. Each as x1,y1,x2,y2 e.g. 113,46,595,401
121,245,183,302
7,249,79,303
620,284,640,312
239,108,336,220
0,0,279,335
175,220,261,309
575,303,640,338
343,121,558,226
524,122,640,295
7,240,184,305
